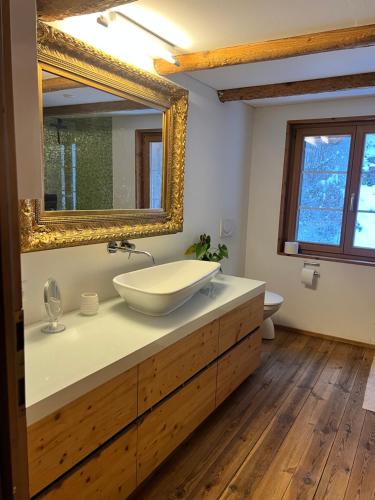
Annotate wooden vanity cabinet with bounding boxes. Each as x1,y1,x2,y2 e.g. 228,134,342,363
137,363,217,483
138,320,219,414
27,367,137,497
29,293,264,498
219,294,264,354
41,426,137,500
217,329,262,406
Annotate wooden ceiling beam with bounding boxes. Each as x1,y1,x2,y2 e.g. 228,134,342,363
154,24,375,75
37,0,137,21
42,78,86,93
217,72,375,102
43,99,150,117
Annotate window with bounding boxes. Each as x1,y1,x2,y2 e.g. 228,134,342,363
279,118,375,263
135,129,163,209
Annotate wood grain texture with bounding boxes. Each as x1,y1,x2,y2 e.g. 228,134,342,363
137,363,217,484
218,72,375,102
134,332,327,499
27,367,137,496
315,351,373,500
247,343,363,499
42,77,85,93
134,331,375,500
41,426,137,499
344,409,375,499
154,24,375,75
219,295,264,354
216,329,261,406
138,320,219,414
37,0,136,21
221,340,334,499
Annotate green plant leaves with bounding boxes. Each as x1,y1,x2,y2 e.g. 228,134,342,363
185,234,229,262
218,244,228,258
184,244,196,255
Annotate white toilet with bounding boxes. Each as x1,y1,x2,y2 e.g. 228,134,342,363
260,291,284,340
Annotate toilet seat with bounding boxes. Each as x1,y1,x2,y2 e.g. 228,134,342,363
264,291,283,307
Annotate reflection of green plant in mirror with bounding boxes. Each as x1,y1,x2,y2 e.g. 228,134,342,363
185,233,229,262
44,116,113,210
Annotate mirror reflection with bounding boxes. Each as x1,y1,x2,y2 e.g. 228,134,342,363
42,70,164,211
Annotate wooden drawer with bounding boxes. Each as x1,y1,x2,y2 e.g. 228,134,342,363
28,367,138,497
138,320,219,414
137,363,217,484
216,329,262,406
41,426,137,500
219,294,264,354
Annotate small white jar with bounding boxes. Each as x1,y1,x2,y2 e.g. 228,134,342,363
80,292,99,316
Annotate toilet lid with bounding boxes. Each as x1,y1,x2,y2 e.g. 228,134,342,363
264,291,284,306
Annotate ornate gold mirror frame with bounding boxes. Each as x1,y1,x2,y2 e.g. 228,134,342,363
20,21,188,252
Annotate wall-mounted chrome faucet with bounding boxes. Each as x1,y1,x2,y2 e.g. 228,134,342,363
107,240,155,265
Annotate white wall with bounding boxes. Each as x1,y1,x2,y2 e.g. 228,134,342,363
10,0,42,199
13,8,252,325
245,97,375,345
112,113,162,209
21,73,253,324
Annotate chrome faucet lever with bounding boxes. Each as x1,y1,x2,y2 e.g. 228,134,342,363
107,240,155,265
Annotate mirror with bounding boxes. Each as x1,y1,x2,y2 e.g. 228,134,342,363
42,278,65,334
20,22,188,252
42,70,164,211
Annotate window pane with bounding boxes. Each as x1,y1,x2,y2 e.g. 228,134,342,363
303,135,351,171
354,212,375,249
296,209,343,245
361,133,375,172
149,141,162,209
300,172,347,209
358,173,375,212
353,133,375,250
296,135,351,246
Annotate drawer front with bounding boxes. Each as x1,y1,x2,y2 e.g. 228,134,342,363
28,367,138,497
219,294,264,354
41,426,137,500
138,320,219,414
216,329,261,406
137,363,217,484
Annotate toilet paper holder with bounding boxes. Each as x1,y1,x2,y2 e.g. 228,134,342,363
303,261,320,277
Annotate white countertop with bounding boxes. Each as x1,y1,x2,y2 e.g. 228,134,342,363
25,274,265,425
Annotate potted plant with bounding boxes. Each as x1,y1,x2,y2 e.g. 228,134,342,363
185,234,228,264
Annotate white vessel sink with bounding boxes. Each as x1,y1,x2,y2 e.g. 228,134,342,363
113,260,221,316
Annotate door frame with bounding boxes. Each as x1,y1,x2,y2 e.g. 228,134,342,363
0,0,29,497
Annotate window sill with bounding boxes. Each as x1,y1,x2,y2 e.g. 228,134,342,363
277,250,375,267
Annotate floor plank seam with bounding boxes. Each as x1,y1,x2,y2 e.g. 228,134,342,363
275,343,340,500
208,341,315,498
286,347,365,500
313,349,366,500
217,338,334,499
341,352,372,500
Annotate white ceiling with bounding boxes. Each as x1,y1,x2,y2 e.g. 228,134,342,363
42,71,161,114
119,0,375,104
43,86,123,107
57,0,375,105
121,0,375,52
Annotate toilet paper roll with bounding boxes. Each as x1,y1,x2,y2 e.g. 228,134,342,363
301,268,315,286
284,241,299,254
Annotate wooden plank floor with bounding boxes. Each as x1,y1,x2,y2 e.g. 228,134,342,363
133,330,375,500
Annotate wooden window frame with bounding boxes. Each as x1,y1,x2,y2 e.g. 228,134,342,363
278,116,375,265
135,129,163,209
